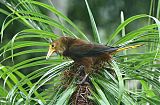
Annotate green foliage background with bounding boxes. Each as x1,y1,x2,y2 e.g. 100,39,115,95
0,0,160,105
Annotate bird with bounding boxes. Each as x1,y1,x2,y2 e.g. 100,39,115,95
46,36,143,83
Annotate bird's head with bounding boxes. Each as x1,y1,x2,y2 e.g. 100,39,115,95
46,37,69,59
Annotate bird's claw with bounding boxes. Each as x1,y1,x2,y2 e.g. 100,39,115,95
77,65,85,72
77,74,89,85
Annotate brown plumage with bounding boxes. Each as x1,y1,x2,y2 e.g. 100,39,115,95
46,36,143,74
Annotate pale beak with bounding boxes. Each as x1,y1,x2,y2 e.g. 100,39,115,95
46,46,56,59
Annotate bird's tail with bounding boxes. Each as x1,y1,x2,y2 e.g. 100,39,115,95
115,44,144,53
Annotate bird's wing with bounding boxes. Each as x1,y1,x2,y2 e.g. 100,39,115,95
68,44,119,57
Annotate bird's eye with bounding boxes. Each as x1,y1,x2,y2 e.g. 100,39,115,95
52,44,54,48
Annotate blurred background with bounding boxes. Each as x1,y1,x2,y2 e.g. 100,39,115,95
0,0,156,43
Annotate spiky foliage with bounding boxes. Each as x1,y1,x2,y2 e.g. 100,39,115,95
0,0,160,105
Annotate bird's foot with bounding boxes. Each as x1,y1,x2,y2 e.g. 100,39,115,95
77,65,85,74
77,74,89,85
